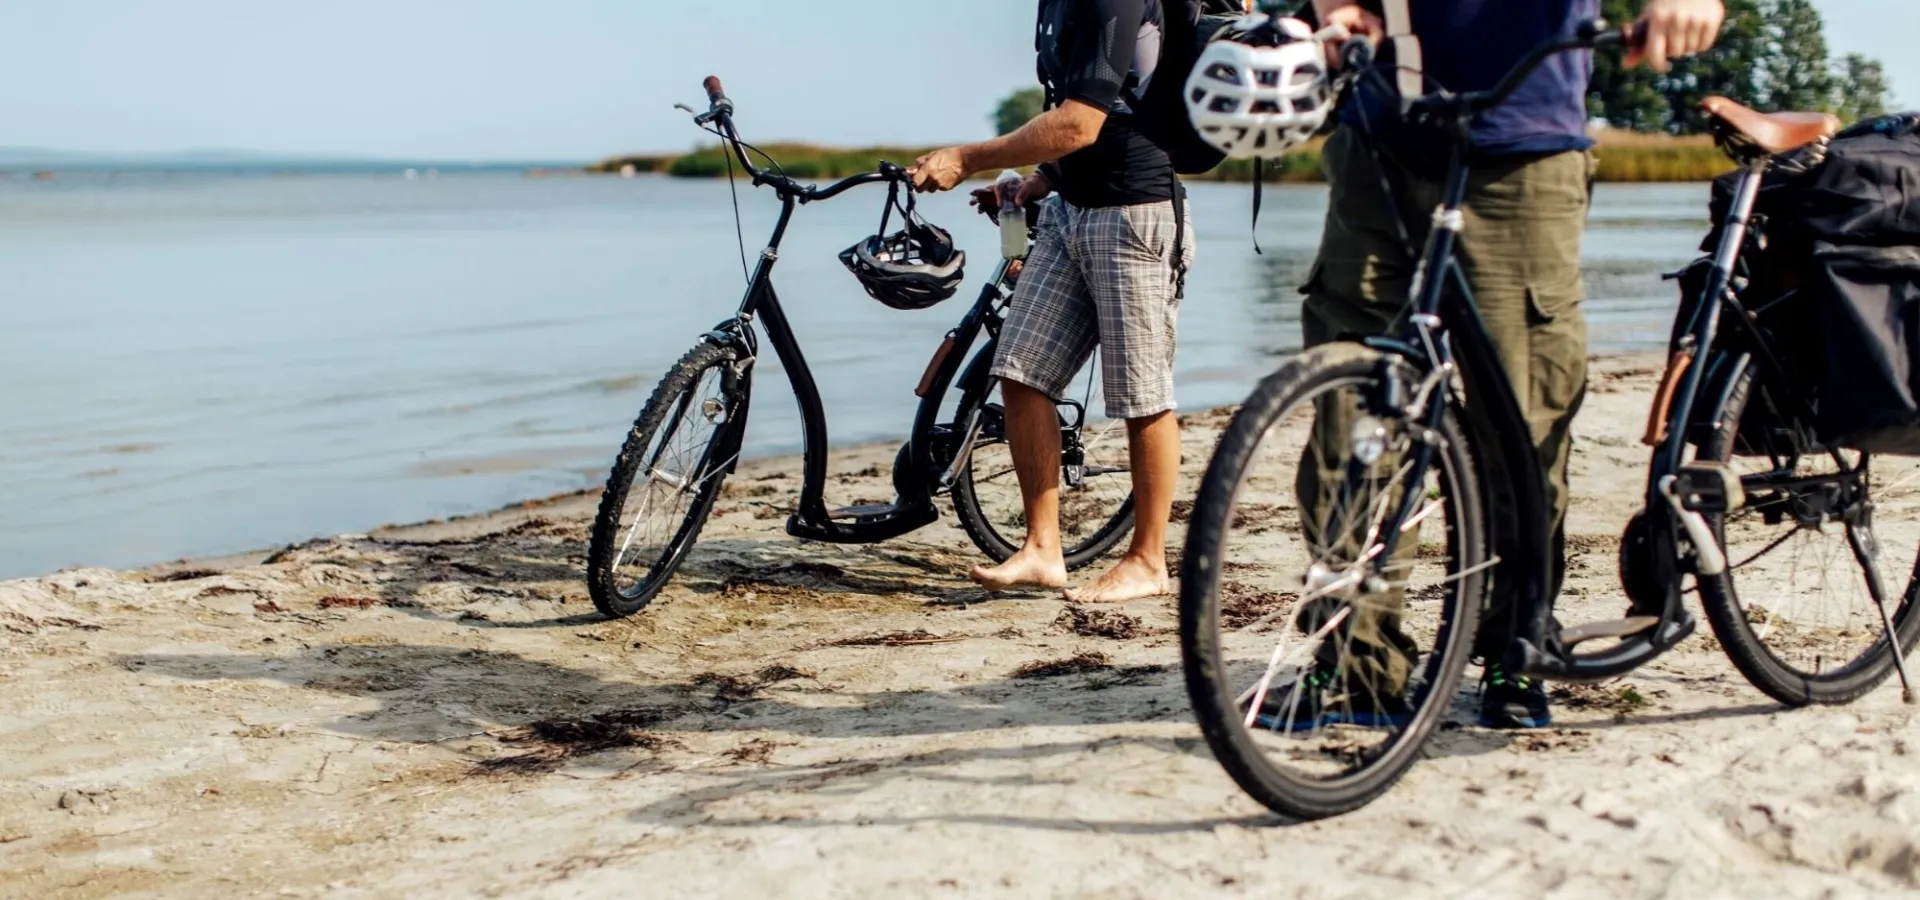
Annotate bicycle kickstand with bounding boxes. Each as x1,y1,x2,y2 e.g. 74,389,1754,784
1875,594,1917,705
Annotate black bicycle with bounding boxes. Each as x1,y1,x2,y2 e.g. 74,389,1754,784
1179,21,1920,819
585,77,1135,619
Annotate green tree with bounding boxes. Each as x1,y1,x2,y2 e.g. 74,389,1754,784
1589,0,1670,130
993,87,1046,136
1661,0,1768,133
1589,0,1889,133
1760,0,1835,112
1590,0,1768,132
1832,54,1891,123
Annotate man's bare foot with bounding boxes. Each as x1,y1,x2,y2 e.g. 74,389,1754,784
970,547,1068,592
1064,554,1170,603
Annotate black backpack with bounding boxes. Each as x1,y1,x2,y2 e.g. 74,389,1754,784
1134,0,1249,175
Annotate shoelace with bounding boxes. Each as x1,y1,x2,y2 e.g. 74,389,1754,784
1256,667,1338,714
1485,664,1536,692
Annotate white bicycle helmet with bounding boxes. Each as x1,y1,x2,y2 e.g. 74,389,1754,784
1186,16,1335,159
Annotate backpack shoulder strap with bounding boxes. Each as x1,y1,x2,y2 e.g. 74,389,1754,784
1381,0,1424,104
1171,174,1188,299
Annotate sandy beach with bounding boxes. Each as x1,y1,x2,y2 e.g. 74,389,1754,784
3,354,1917,899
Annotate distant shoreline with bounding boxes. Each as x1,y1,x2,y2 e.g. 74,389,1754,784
590,131,1734,184
0,158,590,180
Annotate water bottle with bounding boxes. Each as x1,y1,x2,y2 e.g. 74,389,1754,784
994,170,1028,260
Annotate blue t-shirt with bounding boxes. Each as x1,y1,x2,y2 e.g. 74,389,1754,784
1342,0,1600,158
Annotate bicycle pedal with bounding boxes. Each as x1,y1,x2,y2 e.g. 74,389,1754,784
1558,617,1659,647
1672,461,1745,514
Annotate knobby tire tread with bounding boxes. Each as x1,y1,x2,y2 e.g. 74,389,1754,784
587,340,744,620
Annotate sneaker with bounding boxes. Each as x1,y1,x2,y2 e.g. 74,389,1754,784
1478,664,1552,729
1248,666,1414,732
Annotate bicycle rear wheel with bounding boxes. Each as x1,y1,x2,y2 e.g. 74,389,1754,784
1180,346,1485,820
950,346,1135,570
587,340,749,619
1694,360,1920,705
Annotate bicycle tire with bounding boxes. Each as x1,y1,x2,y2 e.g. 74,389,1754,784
948,348,1135,571
1693,358,1920,706
587,340,749,620
1180,345,1485,820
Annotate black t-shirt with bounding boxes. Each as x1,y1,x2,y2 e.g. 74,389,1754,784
1035,0,1176,208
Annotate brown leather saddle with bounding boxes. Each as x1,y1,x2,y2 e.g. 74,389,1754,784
1700,96,1842,161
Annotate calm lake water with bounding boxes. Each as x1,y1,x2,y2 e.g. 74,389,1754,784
0,173,1709,578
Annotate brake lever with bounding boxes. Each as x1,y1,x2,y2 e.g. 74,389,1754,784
677,101,723,127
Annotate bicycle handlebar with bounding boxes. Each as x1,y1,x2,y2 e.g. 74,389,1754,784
1352,18,1634,127
1455,20,1630,118
689,74,904,202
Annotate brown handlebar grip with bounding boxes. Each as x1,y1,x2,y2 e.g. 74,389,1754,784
703,76,726,104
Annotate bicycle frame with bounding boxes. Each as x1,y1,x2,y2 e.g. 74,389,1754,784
1344,124,1565,679
1326,22,1725,682
693,106,1019,544
1366,101,1870,682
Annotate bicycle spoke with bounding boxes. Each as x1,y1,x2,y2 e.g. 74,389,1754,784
1191,362,1483,792
959,352,1134,565
605,363,731,596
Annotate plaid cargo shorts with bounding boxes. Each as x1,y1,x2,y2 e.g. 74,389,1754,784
990,195,1195,420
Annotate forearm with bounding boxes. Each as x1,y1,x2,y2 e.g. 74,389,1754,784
958,104,1100,176
1313,0,1360,18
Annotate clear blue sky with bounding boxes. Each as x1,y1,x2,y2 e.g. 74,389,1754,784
0,0,1911,160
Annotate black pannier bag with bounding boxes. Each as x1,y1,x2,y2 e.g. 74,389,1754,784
1701,112,1920,253
1812,244,1920,453
1804,115,1920,452
1689,113,1920,454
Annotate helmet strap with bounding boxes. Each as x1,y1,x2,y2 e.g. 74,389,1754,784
877,180,924,239
877,181,900,238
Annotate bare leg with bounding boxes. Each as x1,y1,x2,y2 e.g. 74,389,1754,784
970,380,1069,591
1066,410,1178,603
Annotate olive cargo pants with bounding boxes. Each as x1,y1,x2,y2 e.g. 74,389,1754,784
1297,127,1593,696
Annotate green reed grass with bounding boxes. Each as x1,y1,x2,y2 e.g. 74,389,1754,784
592,132,1734,184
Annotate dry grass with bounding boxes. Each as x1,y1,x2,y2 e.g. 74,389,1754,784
1011,651,1114,679
598,132,1734,185
1592,132,1730,183
825,629,963,648
1053,606,1146,640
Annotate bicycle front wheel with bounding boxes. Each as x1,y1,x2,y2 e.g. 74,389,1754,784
1180,345,1485,820
949,346,1135,570
587,340,749,620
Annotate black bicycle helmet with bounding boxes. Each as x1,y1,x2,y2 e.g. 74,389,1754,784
839,181,966,311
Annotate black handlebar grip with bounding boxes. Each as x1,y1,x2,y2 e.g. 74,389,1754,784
703,76,727,105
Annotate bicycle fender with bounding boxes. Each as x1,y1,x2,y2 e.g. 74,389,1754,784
701,317,759,369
